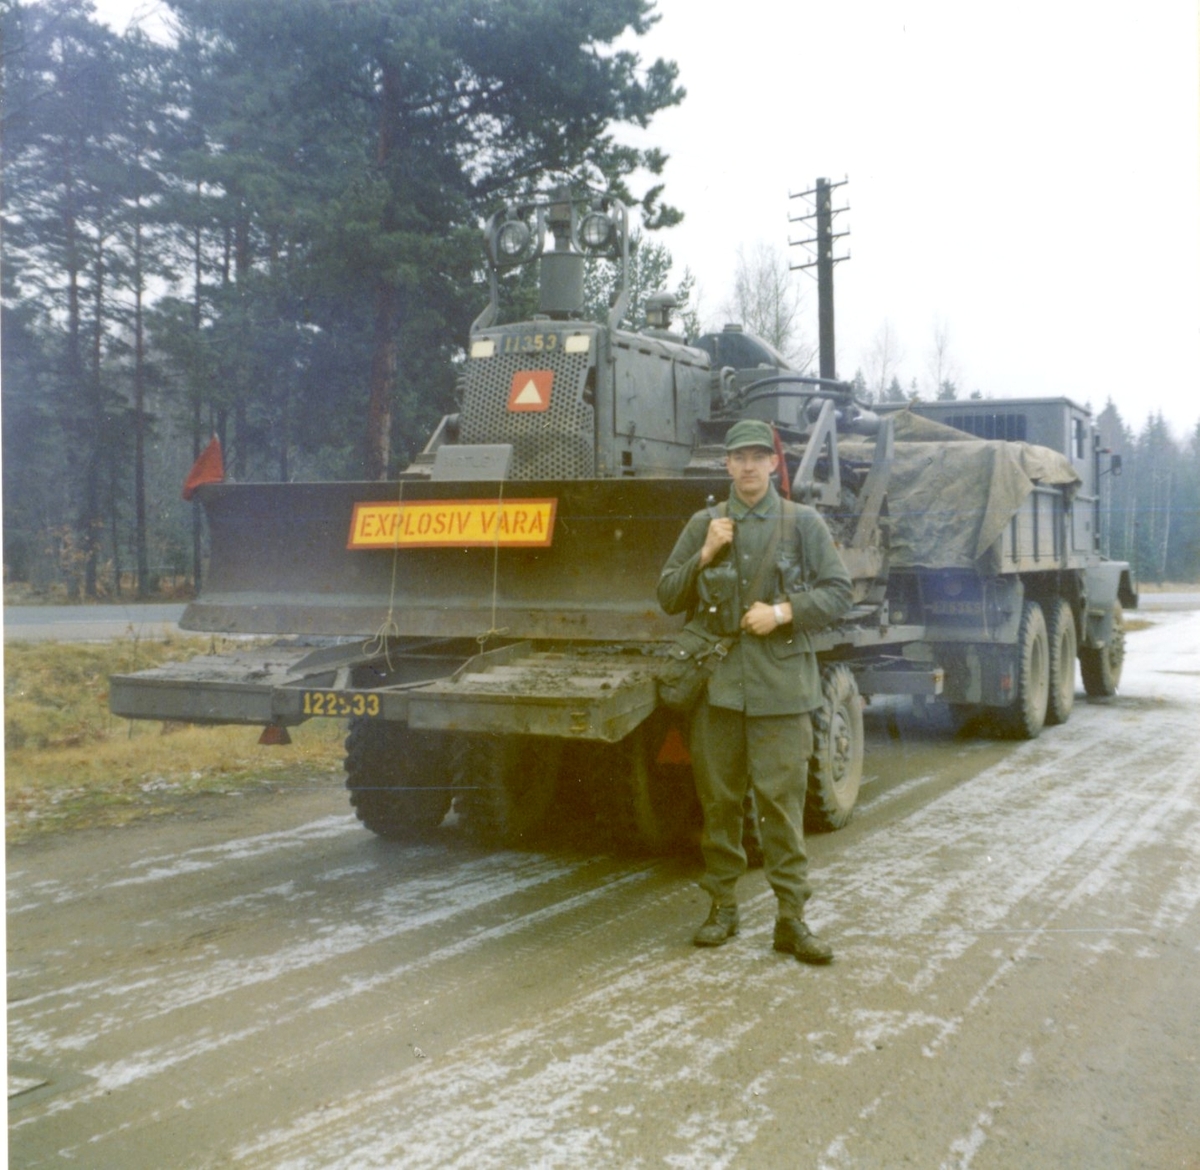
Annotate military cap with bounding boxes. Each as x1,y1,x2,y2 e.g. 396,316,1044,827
724,418,776,451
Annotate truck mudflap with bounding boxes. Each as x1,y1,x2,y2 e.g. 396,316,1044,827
110,638,662,744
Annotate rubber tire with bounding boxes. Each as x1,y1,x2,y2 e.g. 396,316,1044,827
806,663,864,832
1080,601,1125,698
344,719,454,840
1003,600,1050,739
454,735,561,848
1045,598,1077,726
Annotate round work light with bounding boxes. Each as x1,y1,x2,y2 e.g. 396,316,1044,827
579,211,613,250
496,219,531,259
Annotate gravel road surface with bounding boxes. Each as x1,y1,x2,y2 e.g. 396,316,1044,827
7,607,1200,1168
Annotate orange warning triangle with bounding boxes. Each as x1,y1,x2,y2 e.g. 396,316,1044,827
508,369,553,412
655,725,691,766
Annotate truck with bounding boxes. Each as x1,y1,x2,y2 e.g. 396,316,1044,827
109,187,1136,851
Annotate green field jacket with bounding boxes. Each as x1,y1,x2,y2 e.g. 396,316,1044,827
657,484,853,716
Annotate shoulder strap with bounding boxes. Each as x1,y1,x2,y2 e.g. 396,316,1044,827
779,497,809,589
744,506,784,603
779,498,799,557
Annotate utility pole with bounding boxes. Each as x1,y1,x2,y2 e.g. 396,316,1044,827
789,178,849,380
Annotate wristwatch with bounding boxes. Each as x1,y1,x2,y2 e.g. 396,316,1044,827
773,603,786,627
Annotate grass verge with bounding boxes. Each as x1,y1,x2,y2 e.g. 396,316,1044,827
5,636,346,842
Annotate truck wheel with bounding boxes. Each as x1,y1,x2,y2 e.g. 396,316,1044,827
1045,598,1077,726
1003,600,1050,739
454,735,561,848
1080,602,1125,698
806,664,863,832
344,719,453,840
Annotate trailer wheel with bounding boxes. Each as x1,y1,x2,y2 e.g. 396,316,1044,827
1045,598,1077,726
344,719,453,840
1080,602,1125,698
1002,600,1050,739
454,735,561,848
806,664,863,832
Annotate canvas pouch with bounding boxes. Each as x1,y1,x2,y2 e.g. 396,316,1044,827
657,627,732,712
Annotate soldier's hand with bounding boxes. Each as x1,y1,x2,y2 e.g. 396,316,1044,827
741,600,786,636
699,517,734,567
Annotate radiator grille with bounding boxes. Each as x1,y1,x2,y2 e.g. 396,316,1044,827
461,350,595,479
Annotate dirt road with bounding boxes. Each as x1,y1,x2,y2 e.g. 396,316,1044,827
8,607,1200,1169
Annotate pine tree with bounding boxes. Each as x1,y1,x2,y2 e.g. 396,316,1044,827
1178,420,1200,581
1133,412,1179,584
166,0,684,478
1096,399,1134,563
3,0,128,594
3,0,684,588
583,230,693,331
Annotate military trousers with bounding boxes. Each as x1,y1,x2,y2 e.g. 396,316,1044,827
689,701,813,918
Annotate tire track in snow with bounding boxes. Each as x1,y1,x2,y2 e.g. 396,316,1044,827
815,615,1200,1166
5,815,360,918
10,615,1199,1167
8,852,646,1078
224,622,1200,1168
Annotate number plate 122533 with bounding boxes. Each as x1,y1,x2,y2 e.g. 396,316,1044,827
301,691,381,718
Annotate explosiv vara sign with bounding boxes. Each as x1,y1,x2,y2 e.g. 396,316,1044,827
347,498,557,549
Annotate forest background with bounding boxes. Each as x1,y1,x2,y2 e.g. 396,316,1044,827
3,0,1198,604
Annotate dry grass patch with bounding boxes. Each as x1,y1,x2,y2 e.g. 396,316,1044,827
5,637,345,841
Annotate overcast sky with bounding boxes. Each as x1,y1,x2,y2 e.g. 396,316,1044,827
622,0,1200,438
95,0,1200,439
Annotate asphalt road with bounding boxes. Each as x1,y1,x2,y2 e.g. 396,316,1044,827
7,605,1200,1168
4,592,1197,643
3,603,187,643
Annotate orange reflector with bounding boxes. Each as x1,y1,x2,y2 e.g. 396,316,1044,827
508,369,553,412
258,724,292,746
655,725,691,766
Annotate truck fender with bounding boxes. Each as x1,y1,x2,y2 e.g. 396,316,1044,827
1080,562,1128,650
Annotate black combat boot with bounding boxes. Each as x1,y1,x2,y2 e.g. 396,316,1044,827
693,902,739,947
773,917,833,965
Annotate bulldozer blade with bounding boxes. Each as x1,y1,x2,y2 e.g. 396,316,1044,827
184,477,728,641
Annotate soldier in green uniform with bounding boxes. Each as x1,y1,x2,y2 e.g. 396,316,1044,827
657,419,853,963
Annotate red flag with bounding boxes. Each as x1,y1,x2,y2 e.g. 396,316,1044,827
182,435,224,500
772,425,791,499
